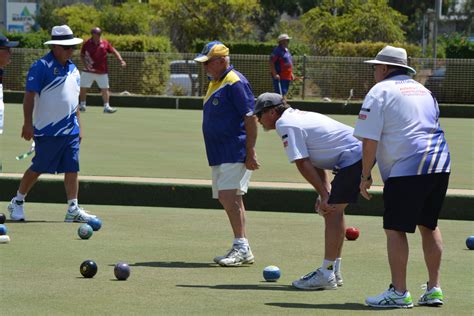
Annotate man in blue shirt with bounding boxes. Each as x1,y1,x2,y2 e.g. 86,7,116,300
8,25,97,223
194,41,260,266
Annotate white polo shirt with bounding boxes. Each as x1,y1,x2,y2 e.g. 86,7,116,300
353,74,451,182
276,108,362,170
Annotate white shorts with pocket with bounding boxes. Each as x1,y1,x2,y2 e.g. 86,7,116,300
211,163,252,199
80,72,109,89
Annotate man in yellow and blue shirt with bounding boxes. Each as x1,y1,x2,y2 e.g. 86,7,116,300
194,41,260,266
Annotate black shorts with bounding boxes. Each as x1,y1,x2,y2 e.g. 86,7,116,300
383,173,450,233
328,160,362,204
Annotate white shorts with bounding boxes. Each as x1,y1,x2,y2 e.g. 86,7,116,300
211,163,252,199
80,72,109,89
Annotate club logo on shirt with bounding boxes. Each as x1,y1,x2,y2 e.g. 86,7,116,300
53,68,59,75
28,76,34,81
358,113,367,120
283,140,288,147
281,134,288,147
212,98,219,106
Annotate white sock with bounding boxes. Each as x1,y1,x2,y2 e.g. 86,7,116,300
233,238,249,250
67,199,78,211
16,191,26,201
334,257,342,273
80,101,86,107
104,102,110,109
321,259,335,278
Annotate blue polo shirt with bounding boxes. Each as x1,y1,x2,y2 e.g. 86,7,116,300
202,66,255,166
26,51,80,137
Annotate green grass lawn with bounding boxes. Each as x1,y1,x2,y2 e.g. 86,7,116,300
0,104,472,189
0,203,472,315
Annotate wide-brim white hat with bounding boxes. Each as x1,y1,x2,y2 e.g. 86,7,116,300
278,34,291,42
364,45,416,74
44,25,83,46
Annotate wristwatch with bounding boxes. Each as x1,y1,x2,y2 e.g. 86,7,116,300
361,174,372,181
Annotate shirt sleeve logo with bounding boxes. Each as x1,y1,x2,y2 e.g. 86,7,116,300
212,98,219,106
358,113,367,120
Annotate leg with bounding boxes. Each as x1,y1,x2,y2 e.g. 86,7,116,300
218,189,246,238
323,203,347,260
386,229,409,292
18,168,41,195
419,225,443,289
100,88,110,105
79,87,88,103
64,172,78,200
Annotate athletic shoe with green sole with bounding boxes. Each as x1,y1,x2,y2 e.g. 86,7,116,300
366,284,414,308
64,206,97,223
418,283,444,306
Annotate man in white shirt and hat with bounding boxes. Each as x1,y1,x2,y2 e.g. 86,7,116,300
253,92,363,291
8,25,97,223
354,45,450,308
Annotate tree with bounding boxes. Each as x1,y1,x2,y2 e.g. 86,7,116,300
302,0,407,54
150,0,261,52
53,4,101,36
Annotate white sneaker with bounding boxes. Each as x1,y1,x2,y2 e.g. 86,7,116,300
292,268,337,290
335,270,343,286
64,205,96,223
366,284,414,308
79,104,86,112
213,248,233,264
218,247,255,266
104,106,117,113
8,198,25,221
418,283,444,306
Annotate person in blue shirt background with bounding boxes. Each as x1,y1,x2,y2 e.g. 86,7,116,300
8,25,97,223
194,41,260,267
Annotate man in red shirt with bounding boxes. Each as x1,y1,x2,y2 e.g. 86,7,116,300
269,34,294,99
79,27,126,113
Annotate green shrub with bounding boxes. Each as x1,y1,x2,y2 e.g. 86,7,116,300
193,40,310,56
444,34,474,59
327,41,422,58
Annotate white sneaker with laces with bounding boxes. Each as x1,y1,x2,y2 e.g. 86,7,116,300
104,106,117,113
218,247,254,266
418,283,444,306
335,270,343,286
64,205,96,223
213,248,233,264
79,104,86,112
292,268,337,290
8,198,25,221
366,284,414,308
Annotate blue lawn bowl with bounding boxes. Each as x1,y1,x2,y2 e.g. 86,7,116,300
263,265,281,282
87,218,102,231
0,224,7,235
466,236,474,250
77,224,93,240
114,262,131,281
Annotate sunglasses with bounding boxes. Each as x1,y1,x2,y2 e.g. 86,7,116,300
60,45,77,50
256,108,270,119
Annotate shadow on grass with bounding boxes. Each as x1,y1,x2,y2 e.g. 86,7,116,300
130,261,219,268
177,284,296,291
5,220,60,223
266,302,374,310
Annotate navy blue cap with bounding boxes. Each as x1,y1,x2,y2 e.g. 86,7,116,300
0,34,19,48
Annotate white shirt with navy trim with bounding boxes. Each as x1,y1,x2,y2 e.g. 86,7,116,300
353,74,451,182
26,51,80,137
276,108,362,170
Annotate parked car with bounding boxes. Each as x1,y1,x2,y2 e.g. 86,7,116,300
424,67,446,102
167,60,199,96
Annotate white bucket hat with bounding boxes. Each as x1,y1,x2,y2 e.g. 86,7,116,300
44,25,83,46
364,45,416,74
277,34,291,42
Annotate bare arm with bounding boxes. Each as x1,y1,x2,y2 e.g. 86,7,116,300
21,91,35,141
111,47,126,67
269,60,279,80
244,115,260,170
360,138,378,200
